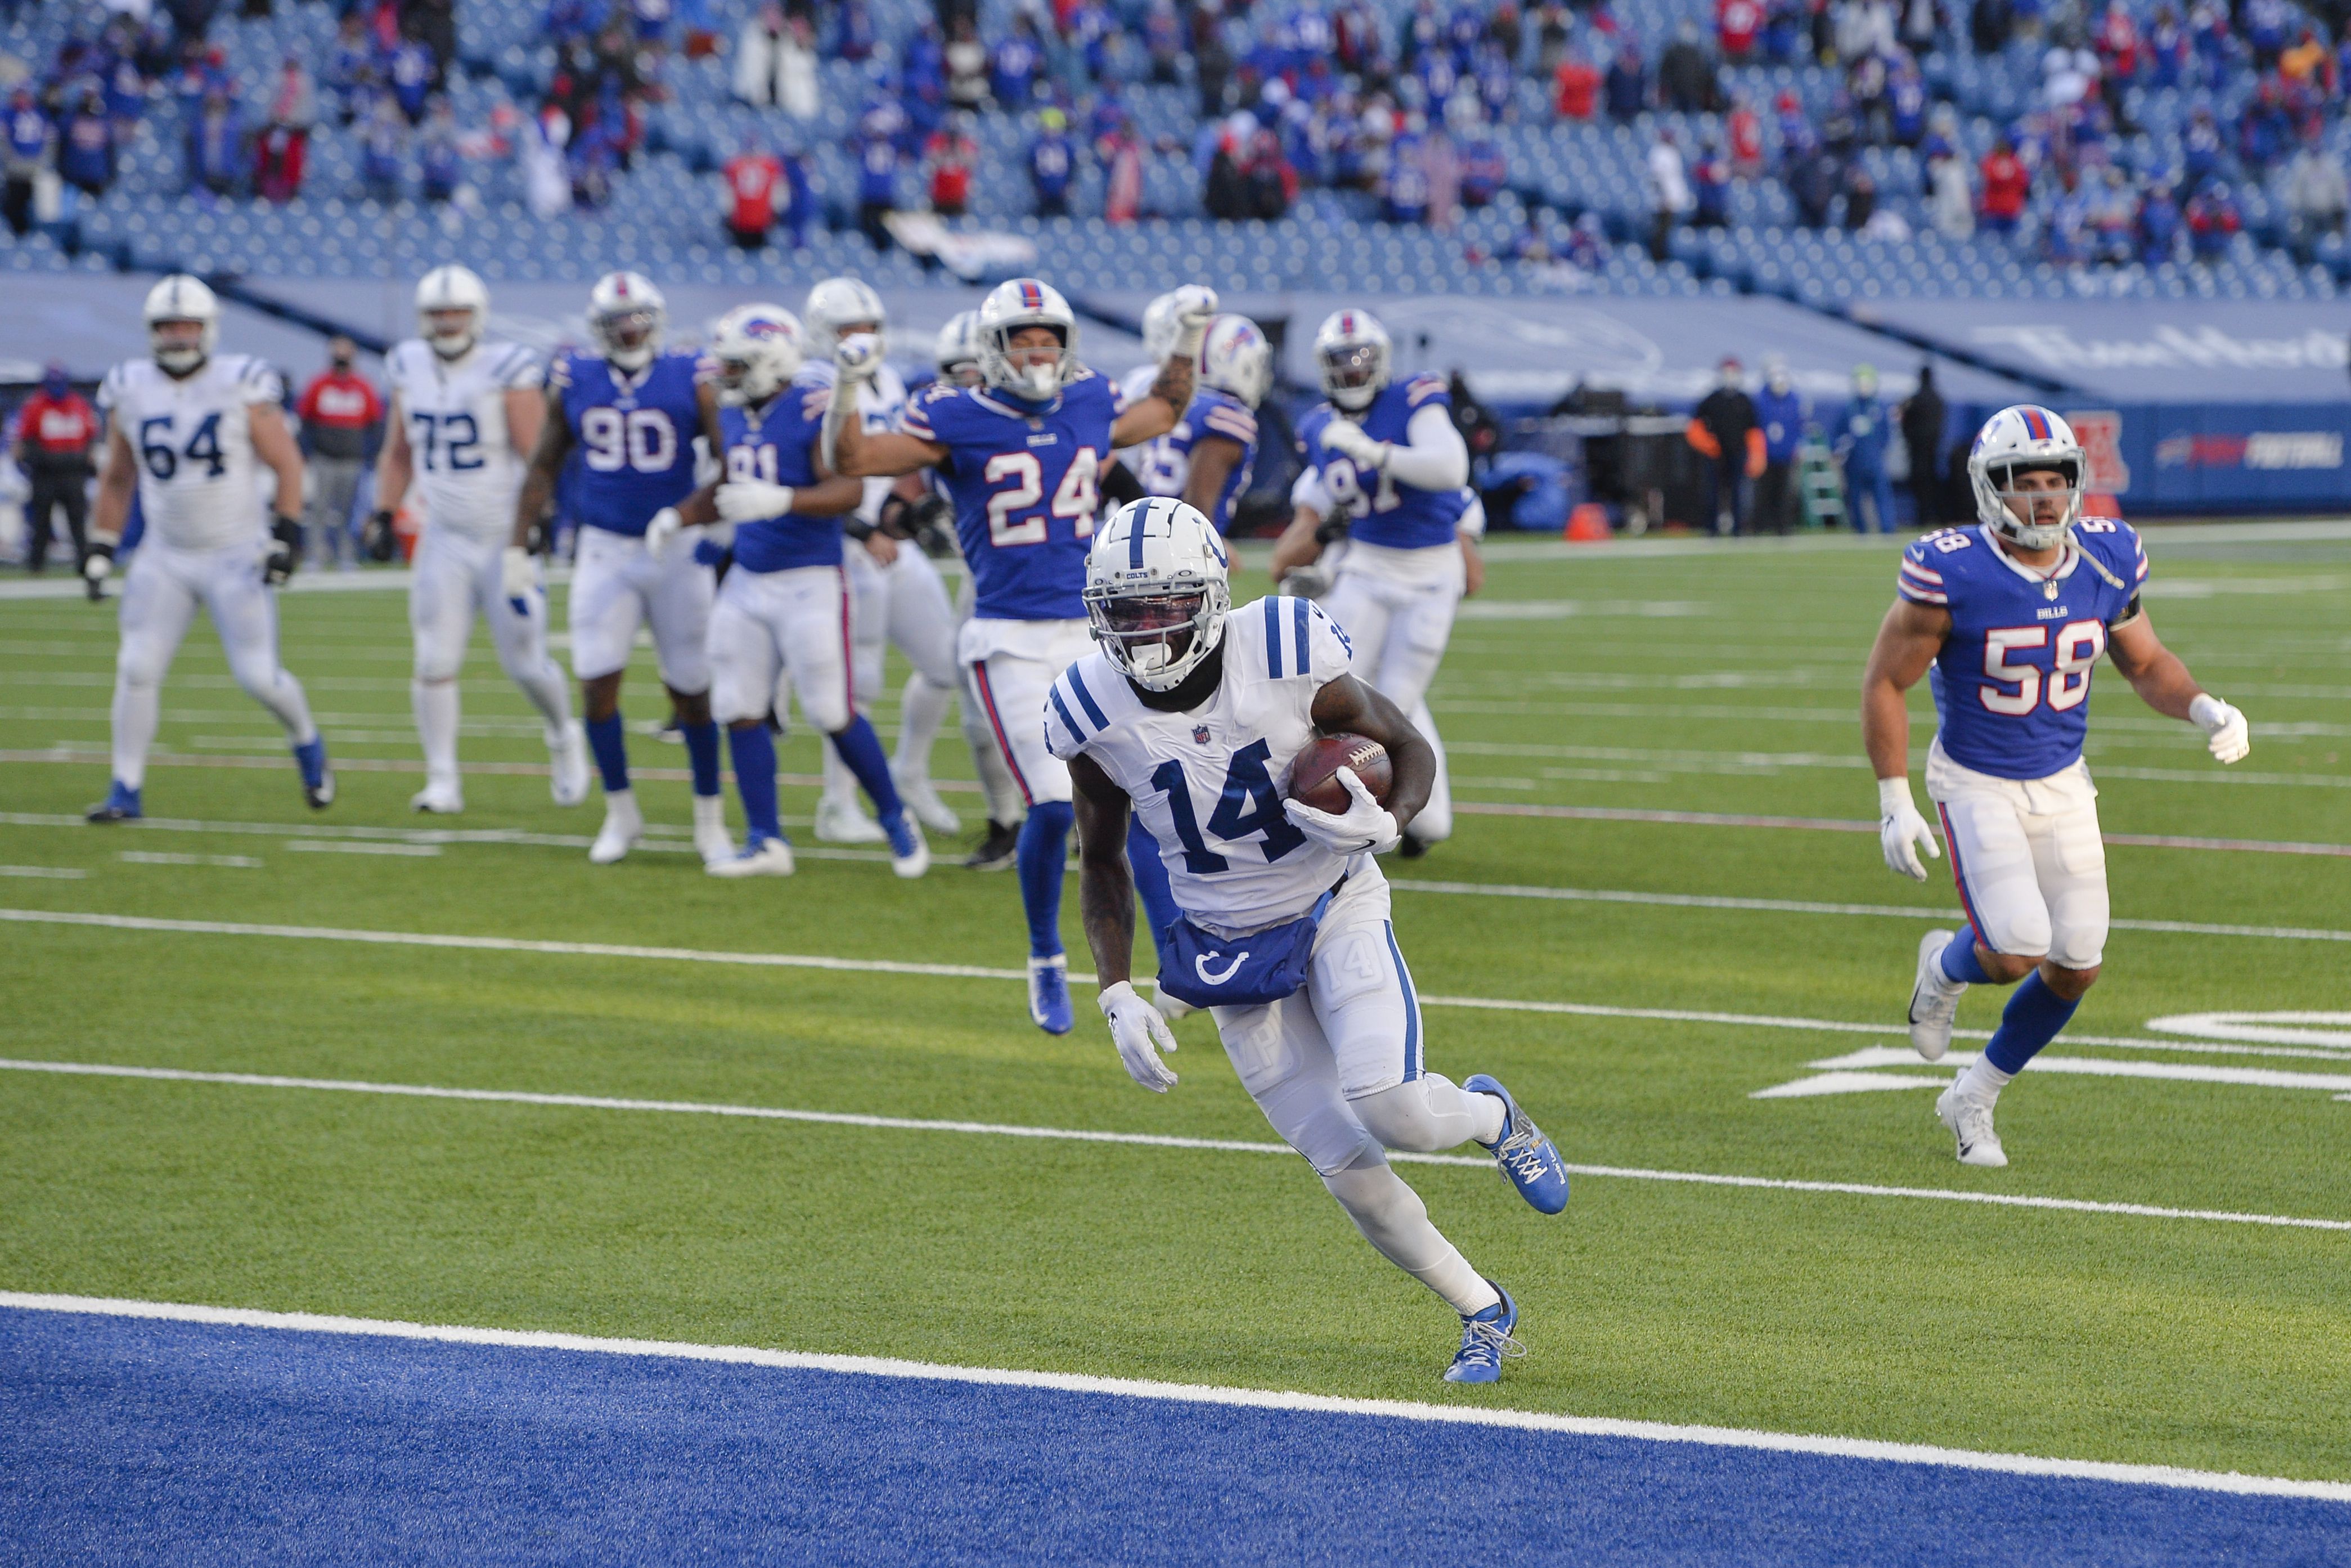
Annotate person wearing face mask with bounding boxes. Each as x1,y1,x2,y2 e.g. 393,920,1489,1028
294,337,382,571
1752,357,1807,536
12,362,100,577
1684,355,1764,536
1834,362,1897,533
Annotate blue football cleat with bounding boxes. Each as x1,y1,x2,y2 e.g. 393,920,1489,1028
86,780,142,822
1443,1281,1523,1385
1028,954,1074,1035
1466,1073,1570,1215
293,737,334,809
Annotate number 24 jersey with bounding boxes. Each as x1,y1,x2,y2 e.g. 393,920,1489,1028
552,348,706,537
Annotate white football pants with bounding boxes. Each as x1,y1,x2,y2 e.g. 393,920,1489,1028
1321,543,1462,843
567,524,713,692
409,524,573,790
821,540,963,807
961,615,1093,808
955,568,1024,825
708,563,856,732
1926,739,2110,971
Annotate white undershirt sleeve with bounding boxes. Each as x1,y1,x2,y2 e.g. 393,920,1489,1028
1379,403,1471,491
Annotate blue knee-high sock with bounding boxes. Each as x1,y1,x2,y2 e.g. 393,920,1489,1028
1127,817,1181,969
1940,924,1994,985
585,711,629,794
1018,799,1075,958
681,718,721,798
1983,969,2079,1075
829,715,905,821
726,724,780,844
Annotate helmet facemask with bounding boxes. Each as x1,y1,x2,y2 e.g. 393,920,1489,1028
1319,340,1386,411
1979,458,2083,550
1085,577,1230,690
424,307,482,360
592,304,663,371
150,318,211,376
989,324,1068,402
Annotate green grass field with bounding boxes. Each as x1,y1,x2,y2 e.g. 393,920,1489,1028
2,527,2346,1484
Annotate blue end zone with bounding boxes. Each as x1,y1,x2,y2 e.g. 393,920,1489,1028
3,1308,2345,1566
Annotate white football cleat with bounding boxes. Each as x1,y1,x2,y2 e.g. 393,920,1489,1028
1151,983,1195,1022
1908,928,1965,1062
896,774,962,835
549,720,591,807
409,783,464,814
1936,1086,2008,1168
707,836,796,878
883,811,930,878
589,790,644,865
814,795,886,843
692,792,732,866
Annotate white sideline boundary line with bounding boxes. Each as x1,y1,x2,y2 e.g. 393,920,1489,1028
2,1292,2345,1503
5,1055,2347,1234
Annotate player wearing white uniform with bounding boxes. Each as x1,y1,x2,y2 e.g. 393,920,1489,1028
374,266,589,814
83,275,333,821
1057,498,1568,1385
1864,406,2251,1167
1269,309,1485,856
798,278,965,844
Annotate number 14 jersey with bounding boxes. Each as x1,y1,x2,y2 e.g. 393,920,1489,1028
386,339,542,540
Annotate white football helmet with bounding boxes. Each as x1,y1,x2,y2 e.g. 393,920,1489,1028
1199,314,1274,408
708,303,806,405
144,273,219,376
977,277,1079,402
1969,404,2085,550
586,271,666,371
415,264,489,360
1138,290,1186,362
935,309,982,386
1312,307,1391,411
1083,496,1231,691
804,276,886,358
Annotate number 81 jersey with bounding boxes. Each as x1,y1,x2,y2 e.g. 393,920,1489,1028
98,354,284,552
1904,518,2149,780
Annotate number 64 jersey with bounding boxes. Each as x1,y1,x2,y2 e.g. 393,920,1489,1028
385,339,543,538
1046,595,1364,934
98,354,284,551
1902,518,2150,781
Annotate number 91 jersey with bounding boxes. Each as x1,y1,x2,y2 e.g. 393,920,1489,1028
1296,372,1464,550
386,339,543,539
1046,595,1361,933
1902,518,2150,781
551,348,706,537
900,368,1116,622
98,354,284,552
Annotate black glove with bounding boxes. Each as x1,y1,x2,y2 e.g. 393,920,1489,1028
265,514,304,586
363,509,397,562
83,538,115,601
905,491,954,556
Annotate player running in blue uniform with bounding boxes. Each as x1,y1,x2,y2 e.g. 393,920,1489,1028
1128,313,1271,536
506,271,731,867
829,277,1217,1034
1863,405,2251,1167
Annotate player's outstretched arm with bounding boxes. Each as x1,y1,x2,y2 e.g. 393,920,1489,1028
2109,609,2249,762
511,387,572,550
1111,284,1213,449
1861,597,1950,879
1073,752,1180,1093
1309,673,1435,834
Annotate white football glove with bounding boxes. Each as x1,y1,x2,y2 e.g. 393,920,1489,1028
714,479,797,523
500,544,538,613
1877,776,1941,882
1282,767,1402,856
1167,283,1220,360
2188,693,2250,764
82,549,114,586
642,506,686,557
1320,419,1388,470
834,331,883,385
1100,980,1179,1092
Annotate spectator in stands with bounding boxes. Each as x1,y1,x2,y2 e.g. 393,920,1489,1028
1753,358,1805,535
1971,0,2014,55
295,340,379,573
1977,134,2028,232
1842,165,1877,229
1928,146,1974,237
1659,21,1720,111
991,14,1042,106
2181,104,2223,192
722,133,781,247
945,19,988,111
2238,80,2292,174
1691,136,1730,227
1833,363,1895,533
1685,357,1763,536
419,97,462,203
853,100,901,247
1384,111,1433,223
3,87,51,237
1459,116,1505,206
1102,120,1145,223
1145,0,1185,84
11,363,98,576
389,34,434,123
2146,5,2188,87
183,85,238,199
1899,0,1942,56
1899,365,1947,527
1604,41,1647,120
1887,55,1927,146
2286,134,2348,259
1646,125,1693,258
1565,209,1608,268
360,93,404,201
1028,105,1075,216
2186,179,2241,261
2136,177,2182,262
1552,45,1599,120
2042,35,2098,106
1789,141,1841,227
325,12,374,125
925,111,977,216
1720,0,1764,61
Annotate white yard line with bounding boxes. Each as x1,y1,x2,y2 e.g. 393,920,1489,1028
0,865,87,879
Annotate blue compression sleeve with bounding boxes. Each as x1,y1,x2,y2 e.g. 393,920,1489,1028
1982,969,2080,1075
585,711,630,794
829,715,905,821
1018,799,1075,959
726,724,780,844
680,718,722,798
1940,925,1994,985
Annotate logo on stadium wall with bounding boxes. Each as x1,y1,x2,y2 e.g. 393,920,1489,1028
2155,431,2344,469
2062,410,2131,494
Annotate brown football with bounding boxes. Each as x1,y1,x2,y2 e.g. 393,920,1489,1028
1287,733,1393,815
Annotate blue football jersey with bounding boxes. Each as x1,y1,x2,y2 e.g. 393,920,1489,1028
720,385,840,574
1156,386,1259,533
1902,518,2150,780
554,348,707,536
901,370,1118,621
1296,372,1467,549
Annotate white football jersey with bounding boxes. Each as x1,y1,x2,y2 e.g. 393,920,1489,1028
798,358,906,523
385,339,544,538
98,354,283,551
1046,595,1361,933
1114,362,1184,494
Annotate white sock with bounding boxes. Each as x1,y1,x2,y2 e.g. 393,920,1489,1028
693,792,727,830
248,666,317,747
511,659,572,731
820,743,862,817
111,675,161,791
1323,1161,1500,1317
894,672,952,785
961,699,1024,824
1956,1055,2014,1105
412,678,460,789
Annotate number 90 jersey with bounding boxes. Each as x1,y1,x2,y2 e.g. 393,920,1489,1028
385,339,543,540
900,368,1117,622
1296,372,1464,550
551,348,707,537
1903,518,2150,781
98,354,284,552
1046,595,1361,933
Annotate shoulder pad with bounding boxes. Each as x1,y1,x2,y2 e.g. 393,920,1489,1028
549,352,577,390
495,343,546,390
1404,374,1449,406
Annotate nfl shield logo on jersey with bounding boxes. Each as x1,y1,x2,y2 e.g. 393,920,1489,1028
1193,724,1212,745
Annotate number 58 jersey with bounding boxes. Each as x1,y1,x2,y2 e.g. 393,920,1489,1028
1902,519,2149,781
97,354,284,552
386,339,542,539
1046,595,1362,934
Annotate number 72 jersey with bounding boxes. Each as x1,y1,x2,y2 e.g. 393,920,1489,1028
98,353,284,552
386,339,542,539
1903,518,2149,781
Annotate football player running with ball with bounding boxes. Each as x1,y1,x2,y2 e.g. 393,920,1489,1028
1055,497,1568,1385
1863,405,2251,1168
